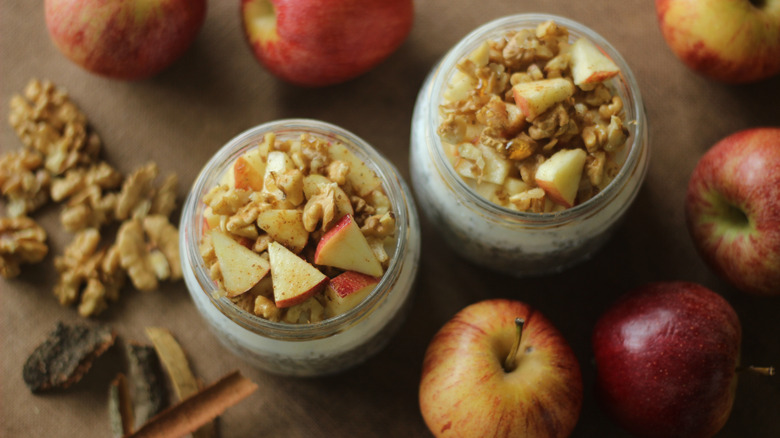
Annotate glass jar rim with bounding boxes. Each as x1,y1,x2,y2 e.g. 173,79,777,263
180,118,412,340
424,13,648,225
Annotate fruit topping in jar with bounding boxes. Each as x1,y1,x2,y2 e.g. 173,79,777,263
198,132,396,324
438,20,630,212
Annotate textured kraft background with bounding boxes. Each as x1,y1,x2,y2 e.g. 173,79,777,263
2,1,780,437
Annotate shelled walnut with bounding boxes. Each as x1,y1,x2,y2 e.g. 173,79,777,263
8,78,100,175
0,216,48,279
0,149,51,218
117,215,181,292
2,78,183,318
53,228,126,317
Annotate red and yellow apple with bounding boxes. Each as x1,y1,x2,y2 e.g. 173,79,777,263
419,299,582,438
44,0,206,80
655,0,780,83
685,127,780,295
240,0,414,86
591,281,764,438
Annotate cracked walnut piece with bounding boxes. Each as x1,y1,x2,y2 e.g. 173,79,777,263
8,78,100,176
117,215,181,292
53,228,125,317
116,162,178,221
0,216,48,278
0,148,51,218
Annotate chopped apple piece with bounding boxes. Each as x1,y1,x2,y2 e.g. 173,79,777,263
468,41,490,67
210,230,270,297
268,241,328,308
474,181,501,203
263,150,294,190
478,145,511,185
504,177,531,196
327,143,382,196
324,271,380,318
444,70,478,103
535,148,587,208
512,78,575,121
314,214,383,277
234,148,267,191
256,209,309,253
570,37,620,87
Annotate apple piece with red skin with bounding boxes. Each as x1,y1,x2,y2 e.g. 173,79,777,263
314,214,383,277
655,0,780,83
592,281,748,438
44,0,206,80
240,0,414,87
419,299,583,438
323,271,379,317
570,37,620,87
685,127,780,296
268,241,328,308
535,148,587,208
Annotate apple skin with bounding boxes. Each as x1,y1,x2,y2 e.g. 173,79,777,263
592,281,741,438
419,299,582,438
685,127,780,296
655,0,780,83
44,0,206,80
241,0,414,87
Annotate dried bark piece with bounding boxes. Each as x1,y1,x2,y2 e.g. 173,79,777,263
127,343,167,429
109,373,134,438
129,371,258,438
144,327,198,401
22,322,116,393
144,327,214,438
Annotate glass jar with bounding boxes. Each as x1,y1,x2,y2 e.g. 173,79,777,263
410,13,649,276
180,119,420,376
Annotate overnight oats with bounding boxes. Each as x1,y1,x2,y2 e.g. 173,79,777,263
180,119,420,376
410,14,649,276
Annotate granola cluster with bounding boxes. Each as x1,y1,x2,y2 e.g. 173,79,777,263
1,79,181,317
200,132,396,324
438,21,630,212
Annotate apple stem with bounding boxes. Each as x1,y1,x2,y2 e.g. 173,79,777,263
736,365,775,376
503,318,525,372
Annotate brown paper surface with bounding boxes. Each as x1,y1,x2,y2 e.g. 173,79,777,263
2,1,779,437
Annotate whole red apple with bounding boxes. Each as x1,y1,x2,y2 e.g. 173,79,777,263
592,282,741,438
241,0,413,87
655,0,780,83
419,299,582,438
685,127,780,296
45,0,207,80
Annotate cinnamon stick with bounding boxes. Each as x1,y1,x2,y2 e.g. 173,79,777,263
127,370,258,438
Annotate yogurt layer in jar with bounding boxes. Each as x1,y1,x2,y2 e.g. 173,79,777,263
410,14,649,276
180,119,420,376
